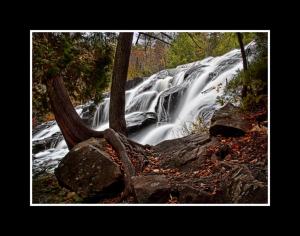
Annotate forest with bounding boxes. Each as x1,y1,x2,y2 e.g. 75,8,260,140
32,31,268,204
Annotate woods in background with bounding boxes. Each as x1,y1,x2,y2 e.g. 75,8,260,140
32,32,267,125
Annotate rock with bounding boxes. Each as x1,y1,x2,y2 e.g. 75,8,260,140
32,132,63,154
126,112,157,134
55,138,123,199
126,92,157,113
32,120,56,136
184,64,207,79
81,103,97,126
219,163,267,203
177,185,212,203
132,175,171,203
155,85,187,122
209,103,250,137
154,133,211,169
125,77,146,90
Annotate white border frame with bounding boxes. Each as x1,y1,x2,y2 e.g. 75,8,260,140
30,30,270,206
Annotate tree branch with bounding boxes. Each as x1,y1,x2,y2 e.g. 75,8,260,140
135,33,141,45
139,32,172,45
186,33,203,51
160,32,173,40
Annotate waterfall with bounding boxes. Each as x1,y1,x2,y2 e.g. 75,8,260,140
92,41,256,145
32,41,257,174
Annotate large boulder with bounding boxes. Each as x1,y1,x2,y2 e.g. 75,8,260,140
154,133,211,169
126,112,157,134
132,175,171,203
209,103,250,137
55,138,123,199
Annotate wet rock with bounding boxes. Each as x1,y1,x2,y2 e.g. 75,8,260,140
126,77,146,90
32,120,57,136
184,64,207,79
55,138,123,199
81,103,97,126
209,103,250,137
132,175,171,203
155,85,187,122
126,112,157,134
32,132,63,154
126,92,157,113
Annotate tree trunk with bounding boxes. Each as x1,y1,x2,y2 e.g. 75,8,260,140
109,32,133,136
236,33,248,98
45,33,136,198
46,76,136,197
46,76,104,150
237,33,248,71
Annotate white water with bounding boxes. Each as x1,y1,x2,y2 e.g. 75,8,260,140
32,41,257,174
98,41,255,145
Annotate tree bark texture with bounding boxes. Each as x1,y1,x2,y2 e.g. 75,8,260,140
109,32,133,136
236,32,248,98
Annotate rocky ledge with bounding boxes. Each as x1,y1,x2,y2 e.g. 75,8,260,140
49,103,268,204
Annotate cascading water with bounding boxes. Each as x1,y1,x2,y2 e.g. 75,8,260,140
32,41,257,175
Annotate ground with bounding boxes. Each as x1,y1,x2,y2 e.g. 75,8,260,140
32,108,268,204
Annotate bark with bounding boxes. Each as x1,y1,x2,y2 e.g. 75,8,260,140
103,129,136,197
109,32,133,136
236,33,248,98
46,76,104,150
237,33,248,71
139,32,172,45
46,76,137,196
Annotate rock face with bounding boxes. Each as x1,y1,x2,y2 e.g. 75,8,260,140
132,175,171,203
219,163,267,203
154,133,211,169
127,112,157,134
55,138,123,199
209,103,250,137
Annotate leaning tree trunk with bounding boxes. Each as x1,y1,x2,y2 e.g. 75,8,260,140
46,76,104,150
109,32,133,136
236,32,248,98
46,76,136,197
45,33,136,197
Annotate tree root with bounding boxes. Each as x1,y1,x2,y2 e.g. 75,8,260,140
103,129,136,199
